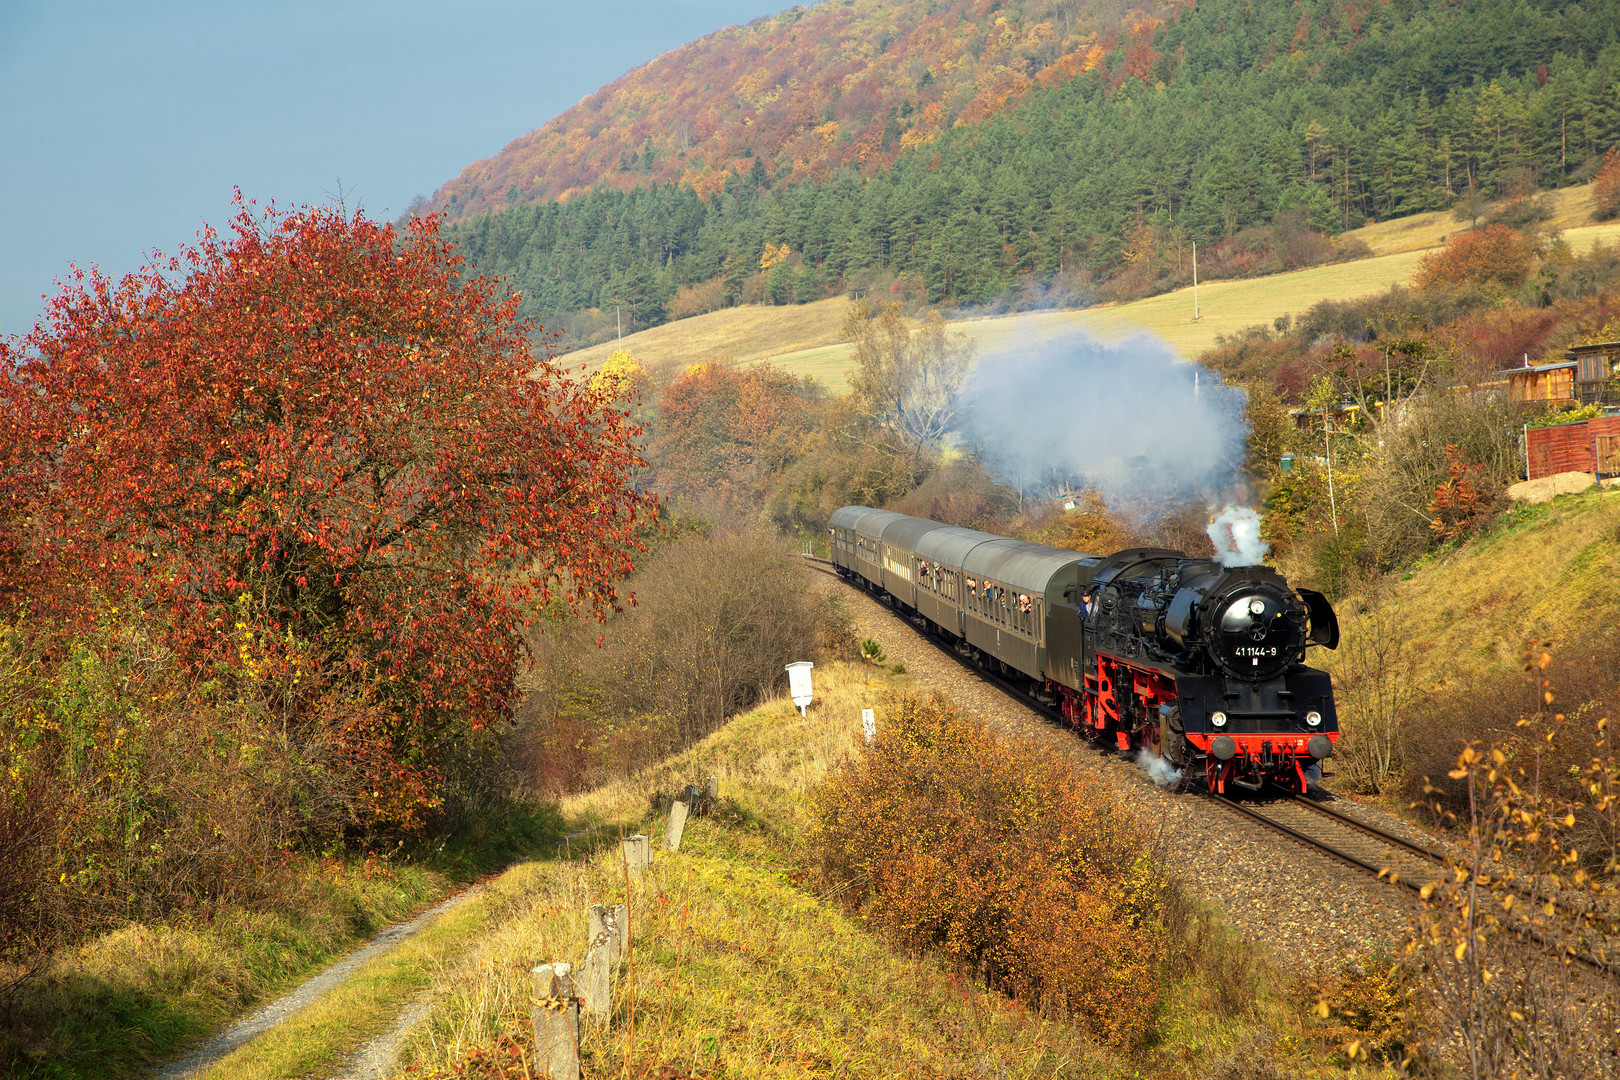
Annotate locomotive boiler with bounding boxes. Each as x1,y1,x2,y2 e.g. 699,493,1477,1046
828,507,1340,795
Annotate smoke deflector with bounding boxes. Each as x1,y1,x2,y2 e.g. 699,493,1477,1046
1296,588,1340,649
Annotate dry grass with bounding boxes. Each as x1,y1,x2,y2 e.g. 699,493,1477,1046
393,663,1385,1079
1320,486,1620,701
0,862,446,1078
558,296,852,385
1341,179,1618,257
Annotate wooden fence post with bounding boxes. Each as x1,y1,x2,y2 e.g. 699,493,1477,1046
530,963,580,1080
622,834,650,877
665,800,690,851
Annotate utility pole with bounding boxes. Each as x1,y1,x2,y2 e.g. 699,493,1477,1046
1181,233,1209,322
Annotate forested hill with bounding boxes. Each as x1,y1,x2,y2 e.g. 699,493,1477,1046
442,0,1620,341
429,0,1189,217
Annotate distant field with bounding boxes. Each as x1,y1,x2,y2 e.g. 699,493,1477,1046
560,179,1620,392
1341,179,1611,256
558,295,851,378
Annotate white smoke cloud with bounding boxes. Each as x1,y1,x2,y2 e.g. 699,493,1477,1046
1207,504,1270,567
1134,749,1183,788
952,327,1250,508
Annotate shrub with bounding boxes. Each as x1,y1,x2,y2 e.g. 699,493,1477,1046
812,693,1166,1048
1412,224,1535,292
1594,147,1620,221
520,527,846,790
0,619,345,949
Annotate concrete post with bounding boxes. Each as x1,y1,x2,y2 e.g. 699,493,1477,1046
622,834,650,877
665,800,690,851
587,903,626,965
530,963,580,1080
704,775,719,801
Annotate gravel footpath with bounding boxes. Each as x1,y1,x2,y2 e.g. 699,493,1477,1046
817,568,1418,977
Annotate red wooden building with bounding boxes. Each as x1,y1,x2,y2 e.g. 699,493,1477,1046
1526,414,1620,480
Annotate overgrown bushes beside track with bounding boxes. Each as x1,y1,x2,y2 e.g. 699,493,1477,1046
813,693,1170,1048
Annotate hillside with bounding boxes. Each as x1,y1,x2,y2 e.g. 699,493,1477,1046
562,178,1620,391
429,0,1185,217
442,0,1620,336
1323,486,1620,697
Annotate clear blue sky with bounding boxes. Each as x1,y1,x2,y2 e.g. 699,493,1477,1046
0,0,790,337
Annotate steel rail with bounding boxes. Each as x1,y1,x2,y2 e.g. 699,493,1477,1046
1207,792,1424,893
1283,792,1449,865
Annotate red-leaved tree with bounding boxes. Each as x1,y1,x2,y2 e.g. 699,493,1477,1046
1412,223,1535,292
0,198,654,828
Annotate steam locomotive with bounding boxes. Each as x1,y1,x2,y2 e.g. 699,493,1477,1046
828,507,1341,795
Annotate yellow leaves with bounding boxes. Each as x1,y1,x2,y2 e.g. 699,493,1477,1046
1454,941,1469,961
1502,894,1515,911
1420,882,1436,900
759,241,792,271
1539,651,1552,670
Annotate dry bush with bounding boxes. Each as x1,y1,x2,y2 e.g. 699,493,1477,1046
812,692,1168,1048
666,276,726,320
1329,588,1417,794
518,527,847,793
1413,225,1536,292
888,459,1018,529
1404,635,1620,837
1594,147,1620,221
1356,391,1525,567
0,620,348,952
1402,654,1620,1078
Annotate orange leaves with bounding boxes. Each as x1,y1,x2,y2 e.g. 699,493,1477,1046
1426,444,1501,541
1413,224,1536,292
813,693,1166,1048
6,195,655,830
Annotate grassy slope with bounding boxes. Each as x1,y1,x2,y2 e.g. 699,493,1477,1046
559,180,1620,391
383,661,1383,1080
3,818,561,1079
558,296,853,383
1321,487,1620,695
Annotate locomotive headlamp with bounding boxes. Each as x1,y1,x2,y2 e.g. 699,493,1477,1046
1305,711,1323,727
1248,598,1266,615
1211,711,1228,727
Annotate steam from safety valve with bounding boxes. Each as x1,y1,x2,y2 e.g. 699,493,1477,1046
1207,505,1270,567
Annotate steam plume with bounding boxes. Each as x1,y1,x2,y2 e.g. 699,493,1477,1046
953,327,1249,508
1207,505,1270,567
1134,749,1183,788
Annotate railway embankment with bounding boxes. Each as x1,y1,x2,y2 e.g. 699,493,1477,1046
209,659,1385,1080
809,569,1415,972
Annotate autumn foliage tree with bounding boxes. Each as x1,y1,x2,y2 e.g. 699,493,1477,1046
1426,444,1501,542
649,361,816,512
0,198,653,829
1594,146,1620,220
1413,224,1536,292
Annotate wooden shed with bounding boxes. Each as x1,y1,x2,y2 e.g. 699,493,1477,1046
1502,360,1577,405
1526,414,1620,480
1563,340,1619,405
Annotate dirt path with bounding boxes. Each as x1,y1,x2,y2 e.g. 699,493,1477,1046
153,885,491,1079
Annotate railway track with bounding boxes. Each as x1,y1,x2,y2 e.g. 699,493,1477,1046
805,553,1620,979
